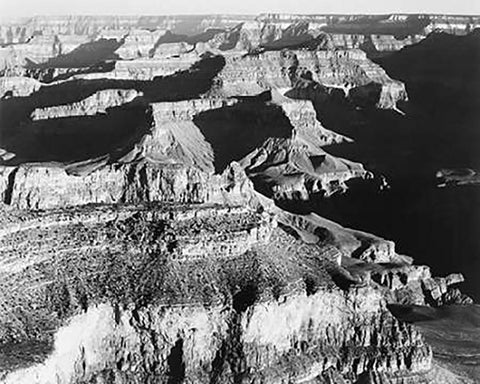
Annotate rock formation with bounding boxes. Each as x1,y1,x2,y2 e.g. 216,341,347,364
0,13,477,384
30,89,141,119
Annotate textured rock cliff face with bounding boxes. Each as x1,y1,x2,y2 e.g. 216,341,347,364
0,199,436,384
0,162,257,210
277,97,348,147
294,49,407,109
326,33,424,52
0,76,41,97
145,99,230,172
115,29,166,59
0,161,469,382
0,35,92,72
30,89,141,119
0,15,249,45
314,14,480,36
0,14,476,384
215,51,294,96
211,48,405,110
240,137,368,200
0,15,424,111
425,15,480,35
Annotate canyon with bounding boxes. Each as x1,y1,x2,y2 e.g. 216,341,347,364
0,13,478,384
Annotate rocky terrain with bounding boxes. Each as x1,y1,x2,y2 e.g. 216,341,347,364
0,14,478,384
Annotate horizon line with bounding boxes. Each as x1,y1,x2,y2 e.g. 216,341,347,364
3,12,480,18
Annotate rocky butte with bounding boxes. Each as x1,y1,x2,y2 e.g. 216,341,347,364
0,14,478,384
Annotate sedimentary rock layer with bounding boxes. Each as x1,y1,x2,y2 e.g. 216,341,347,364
0,200,433,383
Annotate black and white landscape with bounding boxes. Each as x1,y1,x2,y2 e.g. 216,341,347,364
0,10,479,384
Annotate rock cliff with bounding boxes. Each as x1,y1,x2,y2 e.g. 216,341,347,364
30,89,141,119
0,188,437,383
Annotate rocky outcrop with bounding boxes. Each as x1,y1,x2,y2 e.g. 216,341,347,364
295,49,407,109
1,17,409,109
241,137,369,200
277,96,349,146
0,35,62,69
317,14,479,36
0,161,257,210
1,14,477,71
390,304,480,384
0,76,41,97
214,50,295,97
436,168,480,187
71,56,200,81
0,15,250,47
368,34,425,52
1,291,432,383
0,35,92,72
145,99,234,172
276,209,396,263
324,33,424,52
31,89,141,119
343,258,473,306
114,29,166,59
426,15,480,35
0,198,433,383
143,95,355,199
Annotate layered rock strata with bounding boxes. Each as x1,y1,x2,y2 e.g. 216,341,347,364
30,89,141,119
0,13,476,384
294,49,407,109
0,194,435,383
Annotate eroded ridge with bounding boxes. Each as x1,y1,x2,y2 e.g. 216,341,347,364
0,200,436,383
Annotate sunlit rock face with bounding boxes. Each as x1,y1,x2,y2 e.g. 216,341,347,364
114,29,166,59
0,13,477,384
214,51,295,97
0,76,41,97
293,49,408,109
0,199,435,384
324,33,425,52
30,89,142,119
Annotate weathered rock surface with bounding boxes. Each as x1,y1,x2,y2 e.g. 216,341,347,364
30,89,141,119
294,49,407,109
0,76,41,97
114,29,166,59
0,161,257,210
0,199,434,383
241,137,368,199
389,304,480,383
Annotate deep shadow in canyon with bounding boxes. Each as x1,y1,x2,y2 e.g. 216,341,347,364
4,100,152,165
285,31,480,300
0,54,225,165
193,100,292,173
26,38,122,69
